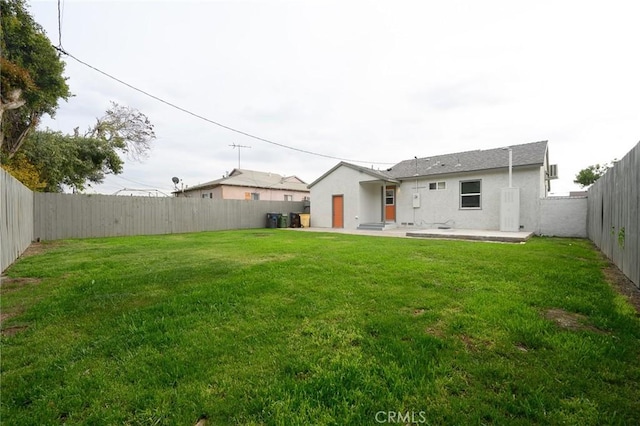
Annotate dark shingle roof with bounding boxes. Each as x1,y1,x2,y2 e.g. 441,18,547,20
388,140,548,179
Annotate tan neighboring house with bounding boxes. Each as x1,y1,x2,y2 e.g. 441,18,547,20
173,168,310,201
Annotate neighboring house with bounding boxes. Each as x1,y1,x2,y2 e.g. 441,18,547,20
174,169,310,201
308,141,553,231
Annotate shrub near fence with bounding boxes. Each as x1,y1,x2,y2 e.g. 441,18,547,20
587,142,640,288
0,169,34,273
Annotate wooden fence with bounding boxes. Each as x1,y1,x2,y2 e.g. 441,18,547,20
33,193,304,241
1,171,304,272
587,142,639,288
1,169,34,273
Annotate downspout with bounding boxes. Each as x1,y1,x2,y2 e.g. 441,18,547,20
414,156,419,226
414,177,418,225
508,148,513,188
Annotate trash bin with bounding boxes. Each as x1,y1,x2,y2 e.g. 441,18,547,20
289,212,301,228
266,213,279,228
299,213,310,228
278,214,288,228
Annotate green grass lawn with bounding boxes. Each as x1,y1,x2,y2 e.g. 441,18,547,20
1,230,639,425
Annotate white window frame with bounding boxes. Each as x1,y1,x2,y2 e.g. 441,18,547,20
385,188,395,206
460,180,481,209
429,181,446,190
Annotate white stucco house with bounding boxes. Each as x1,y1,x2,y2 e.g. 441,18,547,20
308,141,554,231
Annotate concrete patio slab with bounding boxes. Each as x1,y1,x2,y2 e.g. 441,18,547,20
406,228,533,243
288,227,533,243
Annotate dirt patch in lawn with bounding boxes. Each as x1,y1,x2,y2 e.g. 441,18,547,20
459,334,479,352
22,241,63,257
603,262,640,315
1,324,29,337
543,309,607,334
0,276,41,294
0,307,28,336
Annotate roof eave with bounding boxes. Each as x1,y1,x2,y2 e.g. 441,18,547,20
309,161,398,188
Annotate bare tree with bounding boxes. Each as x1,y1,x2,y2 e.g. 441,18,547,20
86,102,156,161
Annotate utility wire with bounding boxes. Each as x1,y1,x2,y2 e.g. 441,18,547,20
109,174,165,189
52,46,394,166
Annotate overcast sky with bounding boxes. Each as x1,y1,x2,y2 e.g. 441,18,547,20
29,0,639,195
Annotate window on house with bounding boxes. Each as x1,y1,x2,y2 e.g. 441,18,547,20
385,188,395,205
429,181,446,190
251,192,260,200
460,180,481,209
284,194,293,201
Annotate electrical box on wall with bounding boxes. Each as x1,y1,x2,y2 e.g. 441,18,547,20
412,193,420,208
500,187,520,231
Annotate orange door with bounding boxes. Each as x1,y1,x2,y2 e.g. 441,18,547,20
385,186,396,222
332,195,344,228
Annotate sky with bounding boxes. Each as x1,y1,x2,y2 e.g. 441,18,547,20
28,0,639,196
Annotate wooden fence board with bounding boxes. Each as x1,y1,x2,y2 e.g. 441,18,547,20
587,142,640,288
1,169,34,273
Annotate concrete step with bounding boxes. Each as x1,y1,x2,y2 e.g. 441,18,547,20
357,222,397,231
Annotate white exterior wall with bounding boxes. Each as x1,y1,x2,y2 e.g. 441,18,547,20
396,167,543,231
309,165,383,228
538,196,588,237
359,183,383,223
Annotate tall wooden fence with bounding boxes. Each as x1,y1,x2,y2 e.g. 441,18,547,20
33,193,304,241
1,169,34,273
1,172,304,272
587,142,639,288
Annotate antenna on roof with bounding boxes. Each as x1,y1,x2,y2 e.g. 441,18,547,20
230,143,252,169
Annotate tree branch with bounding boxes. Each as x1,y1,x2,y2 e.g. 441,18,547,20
6,112,39,159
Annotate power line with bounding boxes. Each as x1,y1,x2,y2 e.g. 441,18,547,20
109,174,166,189
52,46,394,166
